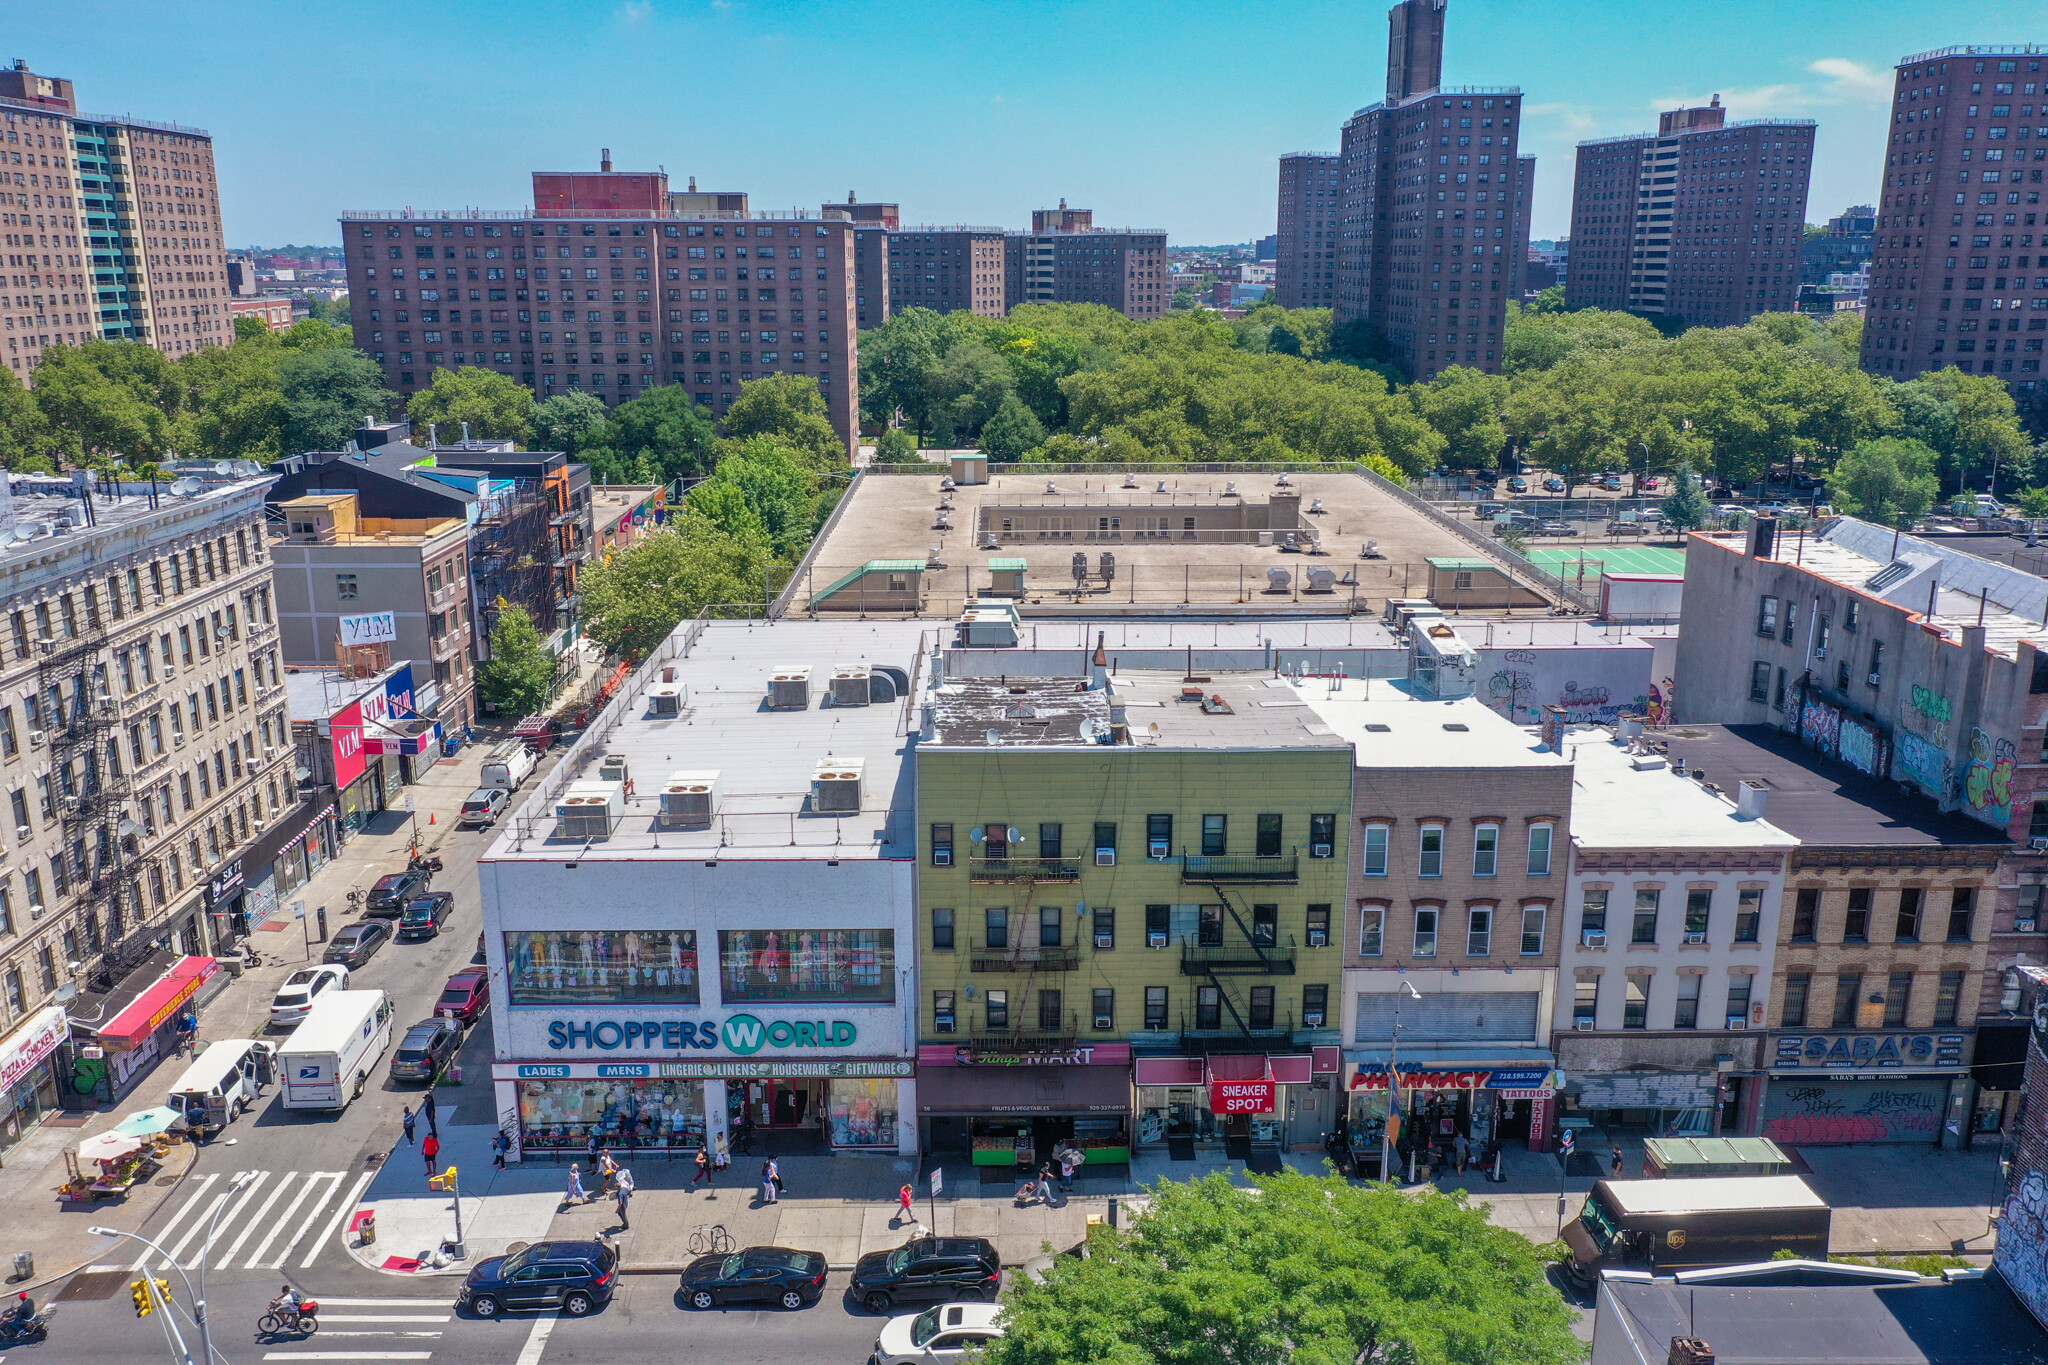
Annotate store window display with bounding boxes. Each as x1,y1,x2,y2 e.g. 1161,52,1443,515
504,929,699,1005
717,928,894,1004
825,1078,898,1148
517,1076,706,1150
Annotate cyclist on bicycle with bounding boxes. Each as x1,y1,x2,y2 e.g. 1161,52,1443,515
270,1285,303,1319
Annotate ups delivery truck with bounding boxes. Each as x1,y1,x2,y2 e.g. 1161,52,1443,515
1559,1175,1831,1287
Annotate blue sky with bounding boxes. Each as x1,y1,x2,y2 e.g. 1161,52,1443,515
14,0,2048,247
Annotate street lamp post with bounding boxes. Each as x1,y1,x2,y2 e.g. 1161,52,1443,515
92,1169,254,1365
1377,980,1422,1184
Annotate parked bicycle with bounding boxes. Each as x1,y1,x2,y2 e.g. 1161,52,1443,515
686,1224,734,1256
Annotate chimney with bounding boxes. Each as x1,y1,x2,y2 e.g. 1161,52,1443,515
1059,197,1067,210
1748,516,1779,560
1538,703,1566,752
1090,631,1111,691
689,175,697,192
1736,779,1769,821
848,190,857,204
920,703,936,742
601,147,613,173
1669,1339,1715,1365
1711,94,1721,108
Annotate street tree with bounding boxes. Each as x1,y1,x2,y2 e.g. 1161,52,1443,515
1661,462,1710,532
278,346,394,454
474,603,556,717
871,427,923,464
406,365,536,446
532,391,610,457
1827,435,1941,528
723,373,844,467
577,513,770,660
582,384,716,484
977,392,1048,460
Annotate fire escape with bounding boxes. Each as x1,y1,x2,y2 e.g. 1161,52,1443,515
1178,852,1299,1052
471,477,557,644
967,851,1081,1049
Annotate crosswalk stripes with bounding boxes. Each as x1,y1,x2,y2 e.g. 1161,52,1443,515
256,1298,450,1363
133,1169,366,1270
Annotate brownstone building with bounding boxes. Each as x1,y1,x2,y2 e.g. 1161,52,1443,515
1567,97,1813,326
888,226,1006,319
1276,154,1341,309
1,60,232,378
1861,47,2048,390
1003,202,1168,318
341,157,861,457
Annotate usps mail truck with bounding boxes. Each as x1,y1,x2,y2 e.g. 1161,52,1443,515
279,989,394,1111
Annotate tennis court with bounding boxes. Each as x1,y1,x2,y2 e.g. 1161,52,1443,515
1523,545,1687,578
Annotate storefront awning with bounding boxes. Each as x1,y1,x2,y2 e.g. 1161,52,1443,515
67,949,178,1039
362,717,441,757
1344,1047,1556,1068
0,1006,69,1093
81,957,218,1049
917,1064,1132,1116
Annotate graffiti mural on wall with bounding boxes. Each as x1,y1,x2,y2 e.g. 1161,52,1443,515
1646,681,1670,726
1892,731,1951,799
1760,1078,1946,1143
1837,716,1885,777
1800,698,1842,757
1962,727,2017,826
1998,1168,2048,1325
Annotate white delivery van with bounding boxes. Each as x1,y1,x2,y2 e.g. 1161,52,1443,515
479,743,537,794
280,989,394,1111
167,1038,277,1136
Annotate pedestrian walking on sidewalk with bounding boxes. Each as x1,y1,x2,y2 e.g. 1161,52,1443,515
426,1100,438,1137
421,1131,441,1177
1036,1162,1058,1206
492,1130,510,1171
897,1183,915,1223
566,1164,587,1207
1611,1148,1625,1178
401,1105,416,1146
597,1148,620,1195
614,1167,634,1229
1059,1147,1080,1191
692,1147,714,1189
586,1132,601,1170
1453,1132,1470,1174
760,1156,781,1206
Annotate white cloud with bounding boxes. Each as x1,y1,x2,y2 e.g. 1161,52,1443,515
1809,58,1891,101
1522,102,1600,137
617,0,651,18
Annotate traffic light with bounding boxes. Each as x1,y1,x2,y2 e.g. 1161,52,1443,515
428,1166,457,1191
155,1278,171,1305
131,1279,152,1317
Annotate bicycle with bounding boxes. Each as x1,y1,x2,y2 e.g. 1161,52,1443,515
686,1224,734,1256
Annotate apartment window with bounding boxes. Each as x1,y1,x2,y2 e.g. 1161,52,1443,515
1359,904,1385,957
336,573,358,601
1520,903,1546,955
1844,887,1871,941
1632,888,1660,944
1473,824,1499,877
1038,823,1063,859
1573,970,1600,1025
1247,813,1281,860
1418,824,1444,877
1527,824,1553,876
1895,887,1924,942
0,707,13,758
1623,970,1651,1029
1306,904,1330,947
35,947,53,995
1726,972,1754,1027
1466,905,1493,956
178,626,193,665
1144,986,1168,1030
1734,888,1763,943
8,789,26,834
1774,667,1788,712
1092,988,1115,1031
1749,661,1771,702
1934,970,1965,1027
1414,905,1440,957
1146,813,1172,858
1037,989,1062,1031
933,990,956,1033
1844,599,1860,631
984,824,1007,861
1195,985,1222,1031
1580,889,1608,942
1781,599,1799,646
2,969,18,1014
1869,640,1884,687
1198,904,1224,947
1885,971,1914,1028
1248,985,1276,1030
1832,972,1863,1028
2035,802,2048,844
1757,595,1780,636
1093,822,1116,860
985,990,1008,1030
931,908,954,951
1201,814,1227,857
929,823,953,866
1303,983,1328,1028
1146,904,1169,948
1673,973,1702,1029
1092,905,1114,949
1252,903,1278,946
1947,887,1975,942
1792,887,1819,940
1039,906,1062,948
1361,824,1389,876
985,907,1009,951
21,870,41,912
1309,813,1336,856
1684,889,1711,940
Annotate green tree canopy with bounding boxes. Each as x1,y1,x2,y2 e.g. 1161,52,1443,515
1411,367,1507,471
532,390,611,458
722,373,845,467
1661,461,1711,531
983,1171,1580,1365
278,346,394,454
29,340,187,462
1828,435,1940,528
406,365,536,446
871,427,922,464
976,392,1048,460
577,512,770,660
582,384,716,484
687,435,832,558
474,602,556,717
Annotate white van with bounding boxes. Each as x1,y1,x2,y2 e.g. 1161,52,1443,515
280,989,395,1111
167,1038,277,1135
479,743,537,794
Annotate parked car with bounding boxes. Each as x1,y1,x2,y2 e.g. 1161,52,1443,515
458,1240,618,1318
323,920,392,970
364,869,432,918
437,969,491,1024
390,1018,462,1083
1515,461,1535,474
269,964,349,1027
869,1302,1007,1365
1599,474,1624,492
1608,517,1646,537
1753,502,1796,517
1533,521,1580,537
397,892,455,941
1639,475,1662,491
1505,476,1529,493
1475,502,1505,520
1543,477,1566,493
680,1246,829,1311
458,788,510,829
850,1237,1002,1315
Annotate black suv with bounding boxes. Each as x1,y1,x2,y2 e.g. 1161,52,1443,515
391,1018,461,1082
364,869,432,918
458,1240,618,1318
849,1237,1001,1315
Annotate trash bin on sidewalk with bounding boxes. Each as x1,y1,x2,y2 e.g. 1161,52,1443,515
13,1251,33,1281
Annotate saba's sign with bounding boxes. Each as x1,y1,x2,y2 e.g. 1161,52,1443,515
546,1013,858,1054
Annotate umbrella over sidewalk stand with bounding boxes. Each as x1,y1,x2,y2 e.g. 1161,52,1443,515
115,1107,189,1137
76,1131,148,1164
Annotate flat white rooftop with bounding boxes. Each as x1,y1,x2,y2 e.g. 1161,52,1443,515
1563,726,1798,852
1287,680,1570,769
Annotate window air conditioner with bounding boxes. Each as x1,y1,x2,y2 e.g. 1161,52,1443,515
1867,673,1882,686
28,731,44,747
1726,1016,1747,1029
1147,931,1167,949
1575,1019,1595,1031
934,1017,956,1034
2019,918,2039,933
1685,931,1707,944
2032,838,2048,851
932,848,953,867
1095,848,1116,866
1148,841,1170,860
1308,929,1328,947
1582,931,1606,947
1094,933,1114,949
1303,1012,1325,1027
1311,842,1333,858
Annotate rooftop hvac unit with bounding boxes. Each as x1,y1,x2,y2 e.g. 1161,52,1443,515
598,753,630,786
829,666,871,707
646,683,686,717
812,757,864,814
554,780,625,841
767,665,812,710
658,770,720,828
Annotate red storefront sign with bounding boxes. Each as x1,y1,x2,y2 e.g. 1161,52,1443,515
1210,1079,1276,1114
331,699,367,790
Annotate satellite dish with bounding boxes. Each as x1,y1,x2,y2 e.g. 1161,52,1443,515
970,826,986,843
1006,826,1022,844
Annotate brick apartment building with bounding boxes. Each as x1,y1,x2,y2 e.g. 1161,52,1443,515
341,155,860,457
0,60,231,378
1003,202,1169,318
1567,96,1814,326
888,226,1007,319
1861,47,2048,391
1276,154,1342,309
820,195,897,329
1312,0,1530,380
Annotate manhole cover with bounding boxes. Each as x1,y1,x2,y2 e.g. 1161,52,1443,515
154,1175,180,1186
56,1270,129,1302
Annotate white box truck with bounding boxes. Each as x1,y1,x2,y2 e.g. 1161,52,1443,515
279,989,394,1111
480,742,538,794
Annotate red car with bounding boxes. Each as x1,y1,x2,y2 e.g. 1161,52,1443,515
438,969,490,1025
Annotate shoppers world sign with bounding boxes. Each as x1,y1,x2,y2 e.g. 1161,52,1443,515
545,1013,858,1054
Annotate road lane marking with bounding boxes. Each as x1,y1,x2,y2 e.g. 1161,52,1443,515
316,1315,452,1323
309,1332,443,1339
259,1354,432,1361
302,1168,378,1268
221,1169,298,1266
305,1299,451,1308
195,1169,272,1267
132,1173,217,1269
245,1170,339,1268
162,1183,238,1266
515,1312,558,1365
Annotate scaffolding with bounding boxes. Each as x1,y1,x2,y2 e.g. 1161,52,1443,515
470,477,557,643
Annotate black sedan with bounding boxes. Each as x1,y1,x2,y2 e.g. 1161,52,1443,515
396,892,455,941
391,1018,462,1082
323,920,391,969
679,1247,828,1311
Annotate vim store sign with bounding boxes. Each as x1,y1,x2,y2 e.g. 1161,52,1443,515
546,1013,858,1054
